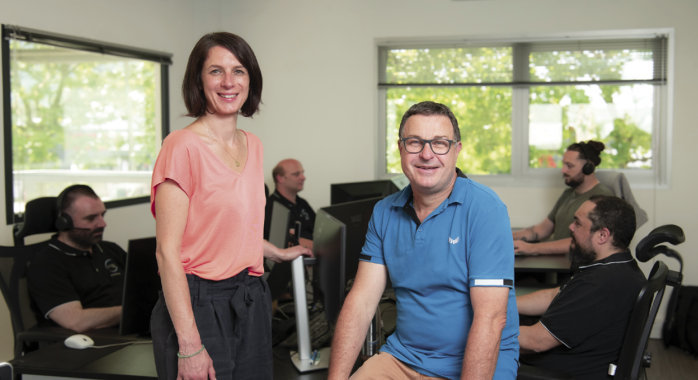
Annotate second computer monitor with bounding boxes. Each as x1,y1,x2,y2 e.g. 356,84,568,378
330,180,399,205
321,196,382,284
120,237,160,336
312,209,346,324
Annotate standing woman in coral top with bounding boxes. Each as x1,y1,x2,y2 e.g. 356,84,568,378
149,32,311,380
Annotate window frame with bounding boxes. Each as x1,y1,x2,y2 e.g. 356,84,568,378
1,25,172,224
376,28,674,190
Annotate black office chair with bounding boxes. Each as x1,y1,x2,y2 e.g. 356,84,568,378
0,242,75,359
635,224,684,278
0,362,12,380
13,197,59,247
518,224,684,380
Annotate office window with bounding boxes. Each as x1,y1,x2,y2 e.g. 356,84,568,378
379,32,669,185
2,25,172,224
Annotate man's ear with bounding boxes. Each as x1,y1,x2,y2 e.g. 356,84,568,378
595,227,612,245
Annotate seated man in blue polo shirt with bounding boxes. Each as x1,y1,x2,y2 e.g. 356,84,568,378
328,101,519,380
517,196,646,380
27,185,125,333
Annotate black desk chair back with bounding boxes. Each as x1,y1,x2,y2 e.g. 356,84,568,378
0,362,12,380
0,242,73,358
614,224,684,379
612,261,669,379
517,224,684,380
1,197,75,358
13,197,59,247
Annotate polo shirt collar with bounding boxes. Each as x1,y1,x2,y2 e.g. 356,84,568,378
391,167,469,208
578,250,634,270
48,235,101,257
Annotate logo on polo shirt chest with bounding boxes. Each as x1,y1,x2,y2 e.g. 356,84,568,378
104,259,120,273
449,236,460,244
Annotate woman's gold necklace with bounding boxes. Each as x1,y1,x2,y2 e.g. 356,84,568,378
200,119,241,167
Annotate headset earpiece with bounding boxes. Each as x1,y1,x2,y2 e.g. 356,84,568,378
579,142,596,175
55,185,80,231
55,212,74,231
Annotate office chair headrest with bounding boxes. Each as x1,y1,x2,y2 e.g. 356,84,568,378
14,197,60,240
635,224,685,263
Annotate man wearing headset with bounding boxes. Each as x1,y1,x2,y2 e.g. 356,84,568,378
512,140,613,255
27,185,125,332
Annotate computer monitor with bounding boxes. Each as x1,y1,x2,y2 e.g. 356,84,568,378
312,209,347,323
330,180,399,205
266,200,295,299
267,200,293,249
120,237,160,335
321,197,382,284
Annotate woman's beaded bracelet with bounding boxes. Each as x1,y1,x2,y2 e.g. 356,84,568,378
177,344,205,358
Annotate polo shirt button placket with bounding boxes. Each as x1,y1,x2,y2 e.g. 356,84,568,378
415,224,426,245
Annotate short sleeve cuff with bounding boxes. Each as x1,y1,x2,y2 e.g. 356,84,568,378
359,253,385,266
539,320,571,348
469,278,513,288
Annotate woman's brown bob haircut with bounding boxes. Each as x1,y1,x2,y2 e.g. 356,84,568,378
182,32,263,118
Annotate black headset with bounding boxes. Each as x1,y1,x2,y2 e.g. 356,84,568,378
578,142,596,175
55,184,92,231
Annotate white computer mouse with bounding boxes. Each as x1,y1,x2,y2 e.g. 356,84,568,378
64,334,95,349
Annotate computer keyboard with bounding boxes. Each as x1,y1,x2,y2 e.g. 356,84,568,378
279,310,333,349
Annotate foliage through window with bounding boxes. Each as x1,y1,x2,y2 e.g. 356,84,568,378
2,25,171,223
380,35,667,180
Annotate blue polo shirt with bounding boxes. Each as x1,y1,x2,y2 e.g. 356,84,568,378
360,174,519,380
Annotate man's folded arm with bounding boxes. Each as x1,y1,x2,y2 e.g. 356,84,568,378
328,261,387,380
460,286,509,380
48,301,121,333
519,322,563,353
517,287,560,316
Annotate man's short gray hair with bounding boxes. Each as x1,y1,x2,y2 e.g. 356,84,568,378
398,101,461,141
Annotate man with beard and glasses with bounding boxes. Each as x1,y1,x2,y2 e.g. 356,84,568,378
28,185,125,332
513,140,613,256
516,195,646,380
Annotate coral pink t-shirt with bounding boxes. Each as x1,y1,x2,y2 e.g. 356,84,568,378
150,129,265,280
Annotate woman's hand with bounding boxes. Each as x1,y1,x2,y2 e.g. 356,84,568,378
177,347,216,380
263,240,312,263
278,245,313,262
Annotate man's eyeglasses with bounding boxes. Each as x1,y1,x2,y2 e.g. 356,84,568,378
400,137,458,155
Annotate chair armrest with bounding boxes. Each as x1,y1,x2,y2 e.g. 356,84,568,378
517,364,575,380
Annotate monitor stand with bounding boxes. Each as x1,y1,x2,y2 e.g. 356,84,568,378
289,256,331,372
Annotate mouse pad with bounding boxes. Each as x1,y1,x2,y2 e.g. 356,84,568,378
12,338,129,370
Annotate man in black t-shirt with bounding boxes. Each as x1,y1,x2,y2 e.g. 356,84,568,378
263,159,316,303
264,159,315,243
517,196,646,380
27,185,125,333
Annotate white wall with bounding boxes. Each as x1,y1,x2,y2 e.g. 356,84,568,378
230,0,698,337
1,0,696,361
